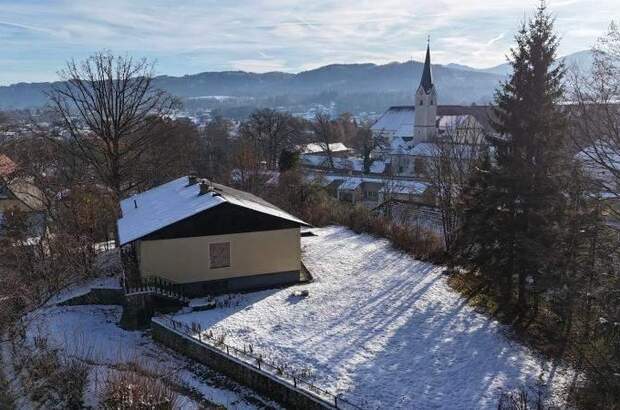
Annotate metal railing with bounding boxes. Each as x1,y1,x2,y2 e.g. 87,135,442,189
156,315,364,410
123,275,190,303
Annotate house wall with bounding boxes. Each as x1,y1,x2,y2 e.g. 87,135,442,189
137,228,301,284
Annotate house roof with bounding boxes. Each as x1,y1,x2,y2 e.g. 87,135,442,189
117,176,308,245
0,154,16,177
301,155,386,174
338,178,363,191
371,105,494,138
371,106,415,138
310,173,429,196
302,142,349,154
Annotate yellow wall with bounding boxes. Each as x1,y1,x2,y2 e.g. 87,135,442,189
137,228,301,283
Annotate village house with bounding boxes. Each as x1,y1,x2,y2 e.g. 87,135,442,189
117,175,310,297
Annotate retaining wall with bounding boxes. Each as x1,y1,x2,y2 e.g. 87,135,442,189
151,319,332,410
59,288,125,306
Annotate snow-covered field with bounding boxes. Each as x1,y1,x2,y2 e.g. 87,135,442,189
173,226,573,409
14,290,280,409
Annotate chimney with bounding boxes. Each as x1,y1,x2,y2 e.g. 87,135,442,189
198,178,212,195
187,172,198,186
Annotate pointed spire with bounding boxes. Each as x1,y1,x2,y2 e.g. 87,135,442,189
419,37,434,94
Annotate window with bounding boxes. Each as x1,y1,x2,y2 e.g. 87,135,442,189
419,100,424,105
415,157,427,175
430,99,434,105
209,242,230,268
365,190,378,201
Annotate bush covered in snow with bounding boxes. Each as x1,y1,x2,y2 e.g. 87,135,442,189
99,368,181,410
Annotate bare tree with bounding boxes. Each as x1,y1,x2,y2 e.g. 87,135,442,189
569,22,620,205
311,113,340,169
357,123,386,174
239,109,298,170
425,121,486,251
47,51,176,208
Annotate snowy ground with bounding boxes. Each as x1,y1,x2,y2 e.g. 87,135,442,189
173,226,573,409
14,284,281,409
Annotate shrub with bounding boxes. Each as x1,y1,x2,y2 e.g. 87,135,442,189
19,335,91,409
99,369,180,410
497,384,554,410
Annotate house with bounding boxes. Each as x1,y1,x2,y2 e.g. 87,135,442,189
117,175,310,297
310,173,431,207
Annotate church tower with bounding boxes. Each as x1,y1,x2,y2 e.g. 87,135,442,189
414,40,437,142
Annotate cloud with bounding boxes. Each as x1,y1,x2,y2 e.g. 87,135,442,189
0,0,616,84
487,33,505,46
229,58,288,73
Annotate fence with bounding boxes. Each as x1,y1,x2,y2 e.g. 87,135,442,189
155,315,364,410
122,275,190,304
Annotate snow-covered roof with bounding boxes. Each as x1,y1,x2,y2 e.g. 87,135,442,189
338,178,363,191
308,173,429,196
437,115,471,130
302,142,350,154
379,180,429,195
371,106,415,138
117,176,308,245
301,155,386,174
410,143,437,157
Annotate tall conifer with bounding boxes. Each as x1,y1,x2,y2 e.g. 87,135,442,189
455,2,569,313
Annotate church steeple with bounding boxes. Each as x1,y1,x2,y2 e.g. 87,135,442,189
414,38,438,142
419,39,434,94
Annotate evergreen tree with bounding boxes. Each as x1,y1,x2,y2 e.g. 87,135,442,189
455,2,570,313
278,149,300,173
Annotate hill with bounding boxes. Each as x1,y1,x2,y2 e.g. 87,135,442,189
0,50,592,115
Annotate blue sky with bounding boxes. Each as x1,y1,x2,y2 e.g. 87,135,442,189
0,0,617,85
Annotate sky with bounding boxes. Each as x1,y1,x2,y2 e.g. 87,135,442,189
0,0,617,85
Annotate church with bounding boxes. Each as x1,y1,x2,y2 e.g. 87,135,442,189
370,42,493,177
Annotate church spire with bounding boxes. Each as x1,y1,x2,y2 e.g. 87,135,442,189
419,38,433,94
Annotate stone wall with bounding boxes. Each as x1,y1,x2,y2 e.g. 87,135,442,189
59,288,125,306
151,320,333,410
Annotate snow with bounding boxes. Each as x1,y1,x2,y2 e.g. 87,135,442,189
117,176,307,245
379,179,428,195
437,114,471,130
22,304,279,409
371,106,415,138
338,178,362,191
308,173,429,196
301,155,386,174
302,142,350,154
172,226,572,409
45,275,122,306
118,176,225,245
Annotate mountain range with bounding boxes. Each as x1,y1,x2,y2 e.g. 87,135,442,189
0,50,593,115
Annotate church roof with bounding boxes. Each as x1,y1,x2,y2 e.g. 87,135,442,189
371,106,415,138
371,105,494,136
419,43,434,94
